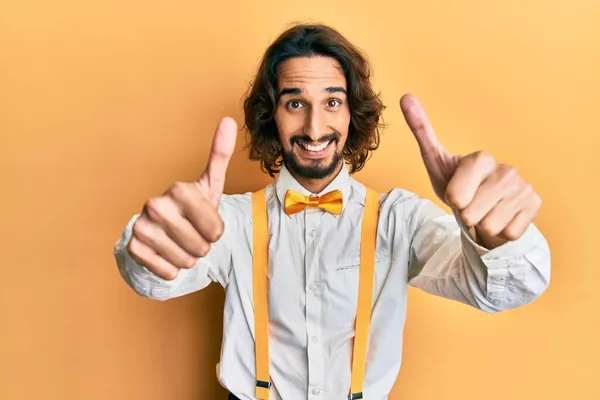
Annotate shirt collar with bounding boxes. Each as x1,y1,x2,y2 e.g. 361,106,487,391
275,163,352,216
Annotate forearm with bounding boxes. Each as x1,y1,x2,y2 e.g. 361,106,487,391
407,203,551,313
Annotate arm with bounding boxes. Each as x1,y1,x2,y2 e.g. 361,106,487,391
405,195,551,313
114,117,240,301
396,94,550,312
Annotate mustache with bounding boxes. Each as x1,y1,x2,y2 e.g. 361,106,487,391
290,132,341,146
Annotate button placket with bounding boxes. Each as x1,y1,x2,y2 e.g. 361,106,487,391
304,210,324,396
309,282,320,292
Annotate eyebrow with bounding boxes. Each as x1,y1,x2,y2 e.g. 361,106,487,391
278,86,347,98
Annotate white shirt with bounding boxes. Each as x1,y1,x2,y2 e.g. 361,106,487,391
114,164,551,400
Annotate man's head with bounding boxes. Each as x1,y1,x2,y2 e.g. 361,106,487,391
243,23,385,182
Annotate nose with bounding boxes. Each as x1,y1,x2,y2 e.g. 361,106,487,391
304,107,327,141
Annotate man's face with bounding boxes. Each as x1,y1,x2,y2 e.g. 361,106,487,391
274,56,351,180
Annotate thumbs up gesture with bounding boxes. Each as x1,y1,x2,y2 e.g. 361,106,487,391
127,117,238,280
400,94,542,249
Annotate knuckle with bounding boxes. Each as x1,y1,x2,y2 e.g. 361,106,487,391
445,189,467,209
495,164,518,184
502,164,517,176
169,181,191,202
479,219,501,237
459,210,476,227
131,217,142,236
532,193,542,208
144,197,165,220
523,183,538,203
503,225,522,241
207,218,225,242
127,238,150,268
475,150,494,163
132,217,152,241
127,236,140,257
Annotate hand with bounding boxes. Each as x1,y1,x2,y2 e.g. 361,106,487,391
127,117,238,279
399,94,541,248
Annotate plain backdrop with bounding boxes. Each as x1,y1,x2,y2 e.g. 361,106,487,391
1,0,599,399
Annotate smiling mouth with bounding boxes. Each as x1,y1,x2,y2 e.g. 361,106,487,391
298,140,332,152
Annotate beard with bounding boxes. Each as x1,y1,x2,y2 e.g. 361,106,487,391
282,132,343,180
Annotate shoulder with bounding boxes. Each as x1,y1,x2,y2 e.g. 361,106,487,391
381,189,453,240
220,192,251,210
349,177,419,209
350,177,445,221
217,182,277,221
379,187,422,211
216,192,252,233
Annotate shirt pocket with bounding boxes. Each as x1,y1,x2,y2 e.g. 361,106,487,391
335,249,390,272
325,250,390,329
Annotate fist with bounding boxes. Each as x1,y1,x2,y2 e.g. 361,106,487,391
400,94,542,248
127,117,238,280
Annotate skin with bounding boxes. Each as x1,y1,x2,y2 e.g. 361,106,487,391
127,55,542,280
399,93,542,249
273,56,351,194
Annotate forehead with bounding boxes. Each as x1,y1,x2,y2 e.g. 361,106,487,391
276,56,346,91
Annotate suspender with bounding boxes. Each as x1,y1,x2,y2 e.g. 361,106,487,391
252,188,271,400
251,187,380,400
350,187,380,399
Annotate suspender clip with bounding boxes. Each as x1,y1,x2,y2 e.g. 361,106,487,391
256,380,271,389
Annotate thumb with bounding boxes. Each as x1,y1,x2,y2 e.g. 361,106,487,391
400,93,450,165
200,117,238,207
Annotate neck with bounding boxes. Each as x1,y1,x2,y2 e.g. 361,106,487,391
290,162,344,194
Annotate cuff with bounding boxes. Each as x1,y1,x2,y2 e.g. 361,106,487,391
114,214,186,299
452,208,546,308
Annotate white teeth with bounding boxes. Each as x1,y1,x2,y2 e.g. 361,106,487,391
300,141,330,152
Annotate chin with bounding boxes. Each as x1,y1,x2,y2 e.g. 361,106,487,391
284,151,342,180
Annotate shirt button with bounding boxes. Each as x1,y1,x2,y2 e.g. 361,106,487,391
309,282,319,291
312,389,322,395
311,336,318,342
492,276,505,281
309,229,317,237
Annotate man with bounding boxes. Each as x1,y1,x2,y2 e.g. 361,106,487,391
114,23,550,399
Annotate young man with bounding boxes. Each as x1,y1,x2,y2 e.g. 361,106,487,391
114,23,550,400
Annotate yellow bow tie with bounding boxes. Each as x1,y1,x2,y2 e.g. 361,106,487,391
284,189,343,215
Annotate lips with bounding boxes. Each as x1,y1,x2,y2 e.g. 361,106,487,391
298,140,331,152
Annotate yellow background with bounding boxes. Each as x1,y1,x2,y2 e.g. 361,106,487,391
2,1,598,399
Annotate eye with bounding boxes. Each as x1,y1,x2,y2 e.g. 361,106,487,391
286,100,304,110
327,99,341,108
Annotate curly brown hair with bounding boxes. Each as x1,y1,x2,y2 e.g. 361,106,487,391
243,23,386,177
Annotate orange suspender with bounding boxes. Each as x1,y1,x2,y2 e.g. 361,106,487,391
252,188,271,400
251,187,380,400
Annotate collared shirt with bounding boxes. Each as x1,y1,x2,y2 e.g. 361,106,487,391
114,164,551,400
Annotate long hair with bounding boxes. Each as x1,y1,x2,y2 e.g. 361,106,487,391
243,23,386,177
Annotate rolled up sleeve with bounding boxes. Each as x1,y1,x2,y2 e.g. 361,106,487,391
113,195,242,301
405,196,551,313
